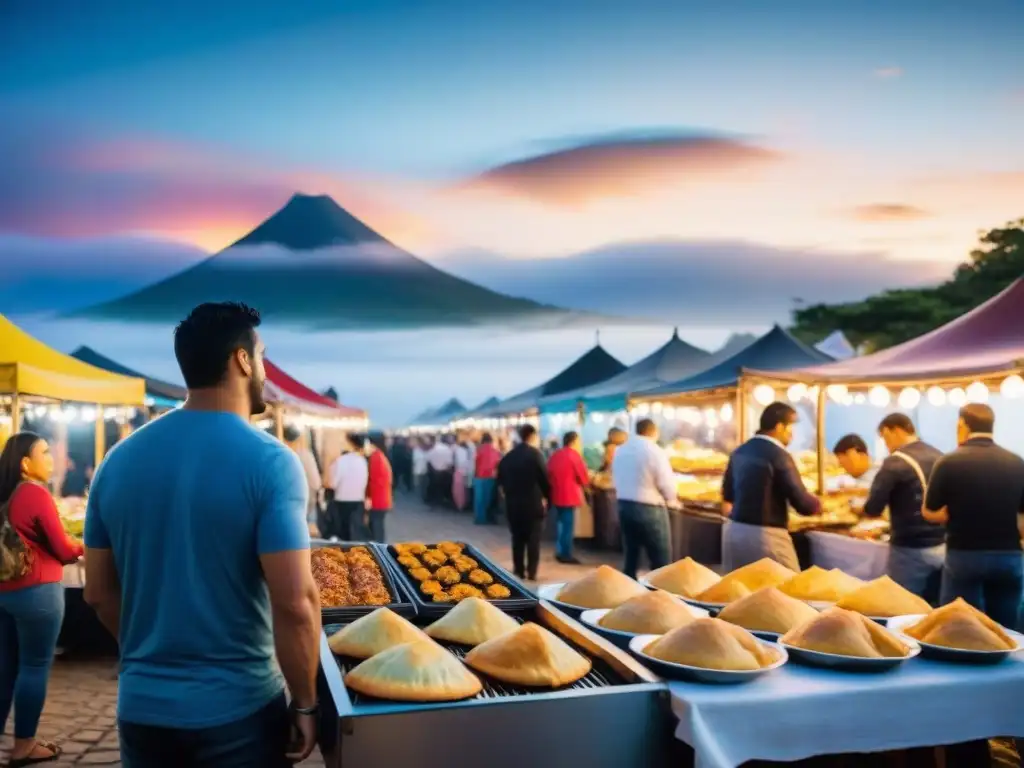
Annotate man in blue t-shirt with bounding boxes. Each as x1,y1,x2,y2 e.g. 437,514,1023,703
84,302,321,767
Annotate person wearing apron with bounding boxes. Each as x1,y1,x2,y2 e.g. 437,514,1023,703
721,402,821,571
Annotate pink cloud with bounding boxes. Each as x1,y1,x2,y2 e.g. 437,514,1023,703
873,67,903,79
849,203,931,222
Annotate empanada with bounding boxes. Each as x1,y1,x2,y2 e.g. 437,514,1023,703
726,558,798,591
598,590,696,635
644,557,721,598
465,623,592,687
425,597,520,647
782,607,910,658
779,566,863,603
645,618,779,671
695,577,752,605
835,575,931,618
718,587,819,634
327,607,428,659
345,640,483,702
904,598,1016,651
555,565,648,609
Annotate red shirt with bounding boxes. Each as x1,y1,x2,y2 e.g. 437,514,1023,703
547,447,590,508
475,443,501,480
0,482,83,592
366,450,393,511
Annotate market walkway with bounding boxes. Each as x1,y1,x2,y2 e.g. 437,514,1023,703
1,493,624,766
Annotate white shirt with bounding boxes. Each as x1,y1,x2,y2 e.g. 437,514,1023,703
412,447,427,476
427,443,454,471
297,448,322,501
454,443,472,474
612,436,677,506
331,452,368,502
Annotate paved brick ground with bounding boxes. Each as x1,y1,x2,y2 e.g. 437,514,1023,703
1,492,620,766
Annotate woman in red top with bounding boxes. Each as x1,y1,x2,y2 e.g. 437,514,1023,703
473,433,502,525
363,434,393,543
0,432,83,766
546,431,591,564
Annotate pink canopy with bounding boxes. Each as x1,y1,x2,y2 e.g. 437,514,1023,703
744,279,1024,383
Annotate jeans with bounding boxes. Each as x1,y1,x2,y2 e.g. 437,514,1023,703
887,544,945,605
328,501,362,541
940,549,1024,629
0,582,65,739
120,693,290,768
618,501,671,579
554,506,576,559
473,478,495,524
359,510,387,542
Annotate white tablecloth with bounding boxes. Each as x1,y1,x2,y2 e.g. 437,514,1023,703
807,530,889,580
670,655,1024,768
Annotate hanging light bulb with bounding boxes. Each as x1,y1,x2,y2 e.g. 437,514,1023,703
1000,374,1024,399
651,401,663,414
897,388,921,409
843,393,855,405
854,394,866,405
753,384,775,406
81,407,97,422
965,381,989,403
826,384,848,403
868,385,891,407
719,403,734,422
948,387,967,406
636,402,650,416
787,383,808,403
807,385,820,402
592,412,604,423
926,386,946,406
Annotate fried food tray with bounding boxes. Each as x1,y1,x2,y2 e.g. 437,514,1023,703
316,602,674,768
382,541,537,618
313,541,416,621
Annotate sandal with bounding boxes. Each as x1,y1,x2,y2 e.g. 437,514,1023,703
8,740,62,767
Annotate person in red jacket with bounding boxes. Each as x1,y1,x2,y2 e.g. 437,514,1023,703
547,431,591,564
0,432,83,767
363,434,393,542
473,433,501,525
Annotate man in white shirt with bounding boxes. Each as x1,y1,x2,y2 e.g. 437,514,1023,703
453,432,473,511
612,418,676,578
425,437,455,507
327,433,368,540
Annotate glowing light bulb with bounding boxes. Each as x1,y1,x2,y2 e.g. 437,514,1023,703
854,394,866,405
1000,374,1024,399
926,386,946,406
965,381,989,404
826,384,848,403
592,412,604,423
636,403,650,416
753,385,775,406
868,386,891,407
948,387,967,406
897,388,921,409
651,401,663,414
787,383,808,403
719,403,734,422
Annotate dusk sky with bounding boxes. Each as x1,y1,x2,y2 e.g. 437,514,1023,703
3,0,1023,269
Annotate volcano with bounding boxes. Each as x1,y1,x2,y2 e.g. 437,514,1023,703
77,194,581,330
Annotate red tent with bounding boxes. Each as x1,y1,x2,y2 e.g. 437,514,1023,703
745,279,1024,383
263,359,365,418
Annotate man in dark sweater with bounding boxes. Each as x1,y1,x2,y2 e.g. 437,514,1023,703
496,424,550,581
834,412,945,602
924,403,1024,629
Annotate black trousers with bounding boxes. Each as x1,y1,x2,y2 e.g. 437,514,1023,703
327,500,362,540
509,514,543,580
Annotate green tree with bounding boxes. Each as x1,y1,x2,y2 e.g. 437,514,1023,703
792,217,1024,351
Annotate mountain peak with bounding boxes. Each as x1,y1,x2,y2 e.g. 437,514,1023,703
229,192,392,251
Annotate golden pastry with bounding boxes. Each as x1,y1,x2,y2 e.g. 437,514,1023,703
397,555,422,570
485,584,512,599
644,618,779,671
452,556,479,573
781,607,910,658
555,565,648,609
327,608,428,659
448,583,484,601
425,597,521,646
835,576,931,618
421,549,448,568
402,543,427,555
904,598,1016,651
345,640,482,702
779,566,863,603
434,566,461,586
695,578,752,605
468,569,494,586
598,590,696,635
465,623,591,687
420,580,443,595
437,541,464,556
408,567,433,582
431,592,454,603
644,557,721,598
718,587,820,634
725,558,798,591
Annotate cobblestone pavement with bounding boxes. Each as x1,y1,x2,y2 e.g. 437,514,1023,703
1,493,620,766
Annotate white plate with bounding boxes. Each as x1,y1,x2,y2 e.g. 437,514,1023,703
887,614,1024,664
780,636,920,672
629,634,787,684
579,604,710,648
536,582,589,616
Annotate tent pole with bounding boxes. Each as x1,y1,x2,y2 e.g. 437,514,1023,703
94,406,105,469
274,404,285,441
11,393,20,433
736,383,746,442
576,401,585,430
815,385,826,498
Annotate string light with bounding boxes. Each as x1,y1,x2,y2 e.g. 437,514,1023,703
965,381,989,404
868,386,891,407
925,386,946,406
947,387,967,406
854,394,866,405
753,384,775,406
651,401,663,414
635,402,651,417
826,384,848,403
1000,374,1024,399
897,388,921,409
592,412,604,423
719,403,733,422
787,383,808,403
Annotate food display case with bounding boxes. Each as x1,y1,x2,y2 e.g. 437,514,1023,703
382,541,538,618
316,602,675,768
311,541,417,621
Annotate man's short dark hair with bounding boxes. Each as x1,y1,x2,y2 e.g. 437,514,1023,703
282,425,301,443
481,432,493,444
563,431,579,447
759,402,797,433
347,433,366,451
960,403,995,434
636,418,656,436
518,424,537,443
833,434,868,455
878,412,916,435
174,302,261,389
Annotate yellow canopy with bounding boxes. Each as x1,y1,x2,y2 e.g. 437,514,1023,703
0,314,146,405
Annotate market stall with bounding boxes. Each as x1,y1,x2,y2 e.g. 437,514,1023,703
402,397,466,435
70,345,186,413
739,278,1024,574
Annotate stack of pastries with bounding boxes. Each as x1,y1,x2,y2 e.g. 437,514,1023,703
643,618,780,671
902,598,1018,652
597,590,697,635
779,566,863,603
644,557,721,598
718,587,819,635
835,575,931,618
781,607,911,658
694,558,797,605
555,565,648,609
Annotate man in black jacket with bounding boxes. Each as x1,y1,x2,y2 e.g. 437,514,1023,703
497,424,550,581
721,402,820,570
833,413,945,602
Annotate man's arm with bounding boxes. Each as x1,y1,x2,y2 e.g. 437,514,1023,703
258,450,321,711
862,457,899,518
922,457,950,524
654,449,678,506
778,454,821,516
83,471,121,638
